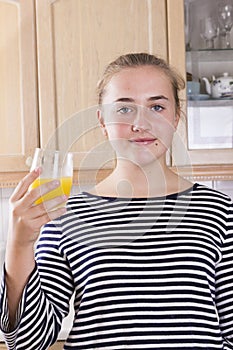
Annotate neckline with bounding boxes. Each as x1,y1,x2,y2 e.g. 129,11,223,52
81,183,198,201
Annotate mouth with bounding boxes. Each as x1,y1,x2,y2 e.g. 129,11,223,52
130,138,157,145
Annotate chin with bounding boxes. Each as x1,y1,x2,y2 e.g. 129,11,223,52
117,152,162,169
131,156,160,169
113,142,168,167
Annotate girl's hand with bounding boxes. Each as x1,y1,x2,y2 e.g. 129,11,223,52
7,168,67,247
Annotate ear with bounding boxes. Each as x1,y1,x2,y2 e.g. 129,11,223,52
97,108,108,137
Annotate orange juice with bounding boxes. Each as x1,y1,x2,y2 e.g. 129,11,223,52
30,177,72,205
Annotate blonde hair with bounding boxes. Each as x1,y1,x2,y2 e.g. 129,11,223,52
97,52,185,111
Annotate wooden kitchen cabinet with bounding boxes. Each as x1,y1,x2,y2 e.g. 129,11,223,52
35,0,168,183
0,0,169,186
36,0,168,147
0,0,38,178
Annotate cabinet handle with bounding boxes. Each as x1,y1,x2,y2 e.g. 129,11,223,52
25,156,33,168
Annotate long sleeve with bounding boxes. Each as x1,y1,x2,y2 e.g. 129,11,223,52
215,203,233,348
0,219,74,350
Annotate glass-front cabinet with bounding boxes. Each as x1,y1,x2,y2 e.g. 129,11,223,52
172,0,233,180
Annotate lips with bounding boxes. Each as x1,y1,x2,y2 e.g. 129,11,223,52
130,138,157,145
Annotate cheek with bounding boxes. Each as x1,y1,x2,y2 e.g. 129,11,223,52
153,117,176,148
151,114,174,131
106,123,129,140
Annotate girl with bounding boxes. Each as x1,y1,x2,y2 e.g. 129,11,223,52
1,53,233,349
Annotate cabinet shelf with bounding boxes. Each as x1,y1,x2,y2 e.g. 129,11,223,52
187,98,233,107
186,49,233,62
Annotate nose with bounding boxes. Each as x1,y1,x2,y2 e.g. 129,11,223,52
131,105,151,132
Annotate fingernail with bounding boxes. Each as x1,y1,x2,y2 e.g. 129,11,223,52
34,167,42,175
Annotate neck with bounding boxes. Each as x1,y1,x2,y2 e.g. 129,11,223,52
112,159,171,197
92,157,191,198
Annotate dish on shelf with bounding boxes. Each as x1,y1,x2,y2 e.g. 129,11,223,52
211,96,233,100
188,94,210,100
210,92,233,100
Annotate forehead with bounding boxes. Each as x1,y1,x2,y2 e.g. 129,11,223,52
103,66,173,102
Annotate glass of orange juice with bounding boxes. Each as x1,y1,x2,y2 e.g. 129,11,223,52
30,148,73,205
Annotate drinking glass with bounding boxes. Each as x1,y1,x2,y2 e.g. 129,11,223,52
217,0,233,48
200,17,218,49
30,148,73,205
218,26,228,48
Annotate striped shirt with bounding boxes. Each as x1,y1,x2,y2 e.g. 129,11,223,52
1,183,233,350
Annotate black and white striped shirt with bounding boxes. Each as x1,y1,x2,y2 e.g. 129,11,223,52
1,183,233,349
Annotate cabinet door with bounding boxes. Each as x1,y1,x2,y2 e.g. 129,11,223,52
35,0,167,178
167,0,233,180
166,0,190,168
0,0,38,178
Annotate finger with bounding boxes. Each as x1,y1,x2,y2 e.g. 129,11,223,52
31,206,67,231
29,194,68,216
11,168,41,202
23,179,60,207
42,195,68,212
47,206,67,221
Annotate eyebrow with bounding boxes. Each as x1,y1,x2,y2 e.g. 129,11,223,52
114,95,169,103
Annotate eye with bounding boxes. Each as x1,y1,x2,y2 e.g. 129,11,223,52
117,106,133,114
151,104,164,112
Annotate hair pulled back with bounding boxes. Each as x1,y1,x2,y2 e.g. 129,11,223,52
97,52,185,112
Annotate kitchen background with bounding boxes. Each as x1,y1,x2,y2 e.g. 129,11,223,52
0,0,233,348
